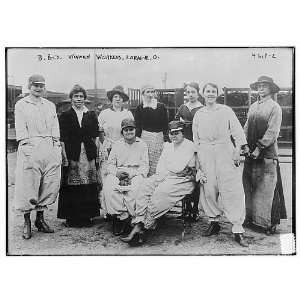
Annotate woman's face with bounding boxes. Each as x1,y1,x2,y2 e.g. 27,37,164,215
186,85,198,103
122,127,136,141
169,130,184,144
72,92,85,109
112,93,124,108
257,83,272,98
143,88,155,101
29,83,45,98
203,85,218,105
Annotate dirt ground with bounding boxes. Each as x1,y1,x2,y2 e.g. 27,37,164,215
6,151,294,255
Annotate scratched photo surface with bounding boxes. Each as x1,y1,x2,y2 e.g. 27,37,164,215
6,47,295,255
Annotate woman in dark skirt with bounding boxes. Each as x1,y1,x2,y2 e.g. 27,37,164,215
243,76,287,235
57,84,100,227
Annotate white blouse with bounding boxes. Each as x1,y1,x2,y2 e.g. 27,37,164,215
98,108,134,142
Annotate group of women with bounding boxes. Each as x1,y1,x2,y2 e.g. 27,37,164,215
14,74,286,249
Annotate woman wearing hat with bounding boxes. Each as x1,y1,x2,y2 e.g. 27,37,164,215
192,83,248,247
98,85,134,144
175,82,204,221
121,121,198,245
102,118,149,236
14,74,61,239
134,85,169,176
243,76,287,234
57,85,100,227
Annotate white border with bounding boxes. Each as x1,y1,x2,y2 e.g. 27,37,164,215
1,1,299,300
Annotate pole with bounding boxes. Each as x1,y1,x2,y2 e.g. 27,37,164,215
93,50,98,100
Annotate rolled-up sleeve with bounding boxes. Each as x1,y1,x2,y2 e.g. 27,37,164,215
257,104,282,150
15,102,28,142
51,106,60,140
229,109,247,147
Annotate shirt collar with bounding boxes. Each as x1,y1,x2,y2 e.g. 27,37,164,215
24,96,45,105
72,105,88,113
143,98,157,109
258,97,273,104
201,103,222,112
184,101,203,111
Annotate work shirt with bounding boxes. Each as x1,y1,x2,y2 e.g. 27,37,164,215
244,98,282,159
193,104,247,147
15,96,59,142
156,138,196,177
107,137,149,178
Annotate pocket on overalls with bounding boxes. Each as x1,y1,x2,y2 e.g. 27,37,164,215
19,143,34,169
53,144,62,165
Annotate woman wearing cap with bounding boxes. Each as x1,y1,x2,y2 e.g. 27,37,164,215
134,85,169,176
243,76,287,234
192,83,248,247
14,74,61,239
175,82,204,221
57,85,100,227
121,121,198,246
102,118,149,236
98,85,134,144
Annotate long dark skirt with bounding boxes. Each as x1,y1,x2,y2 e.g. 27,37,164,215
243,158,287,229
57,144,100,220
57,184,100,220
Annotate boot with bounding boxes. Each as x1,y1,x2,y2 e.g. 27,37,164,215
120,218,132,238
203,221,221,236
112,216,124,236
22,213,32,239
234,233,249,247
35,211,54,233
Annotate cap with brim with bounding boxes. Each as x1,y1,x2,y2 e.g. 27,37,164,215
121,118,136,131
107,85,129,102
250,76,280,93
28,74,45,85
168,120,184,132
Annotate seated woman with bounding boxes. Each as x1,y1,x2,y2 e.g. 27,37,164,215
121,121,198,246
102,118,149,235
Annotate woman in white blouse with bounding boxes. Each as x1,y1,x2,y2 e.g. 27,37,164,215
98,85,134,145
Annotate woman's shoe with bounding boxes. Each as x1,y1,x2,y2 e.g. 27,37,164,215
266,225,277,235
234,233,249,247
22,219,32,239
120,223,143,243
128,232,145,247
203,222,221,236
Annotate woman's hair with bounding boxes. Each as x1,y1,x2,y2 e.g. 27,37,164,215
185,82,200,94
141,85,155,95
69,84,87,100
202,83,219,95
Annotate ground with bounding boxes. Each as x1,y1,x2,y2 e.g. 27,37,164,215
6,151,294,255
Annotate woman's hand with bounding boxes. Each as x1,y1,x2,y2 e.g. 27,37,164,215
233,147,241,166
196,169,207,184
250,147,260,160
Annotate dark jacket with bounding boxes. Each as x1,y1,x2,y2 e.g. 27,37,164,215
59,108,98,161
